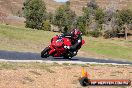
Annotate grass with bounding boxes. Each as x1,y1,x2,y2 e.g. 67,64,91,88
0,24,57,42
0,62,18,70
0,62,123,70
0,62,58,71
0,24,58,52
82,37,132,61
0,24,132,61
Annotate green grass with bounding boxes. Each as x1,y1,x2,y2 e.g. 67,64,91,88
0,62,57,70
81,37,132,61
0,24,58,52
0,24,58,42
0,24,132,61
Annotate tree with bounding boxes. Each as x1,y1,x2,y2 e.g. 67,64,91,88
78,0,104,36
23,0,46,29
116,9,132,39
75,6,91,35
95,8,105,31
116,9,132,26
47,12,53,23
53,2,76,32
42,20,51,31
82,7,90,23
95,8,105,24
76,16,87,35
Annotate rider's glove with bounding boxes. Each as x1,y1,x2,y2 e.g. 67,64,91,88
64,46,70,49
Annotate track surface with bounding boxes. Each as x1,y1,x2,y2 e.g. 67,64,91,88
0,50,132,65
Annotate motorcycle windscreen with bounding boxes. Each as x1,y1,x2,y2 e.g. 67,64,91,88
54,39,63,47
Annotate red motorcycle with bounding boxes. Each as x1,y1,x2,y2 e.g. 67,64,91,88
41,35,85,59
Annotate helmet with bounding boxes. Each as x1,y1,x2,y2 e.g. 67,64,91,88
71,29,82,39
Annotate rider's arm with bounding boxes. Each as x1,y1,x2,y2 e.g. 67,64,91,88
70,37,82,50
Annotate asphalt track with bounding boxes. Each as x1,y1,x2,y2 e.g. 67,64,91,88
0,50,132,65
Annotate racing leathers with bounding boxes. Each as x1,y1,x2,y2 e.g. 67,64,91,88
62,33,82,52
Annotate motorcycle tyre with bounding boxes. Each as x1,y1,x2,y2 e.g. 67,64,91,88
41,47,50,58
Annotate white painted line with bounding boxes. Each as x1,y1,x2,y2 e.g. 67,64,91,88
0,59,130,65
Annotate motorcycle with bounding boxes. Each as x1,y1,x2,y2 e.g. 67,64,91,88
41,35,85,59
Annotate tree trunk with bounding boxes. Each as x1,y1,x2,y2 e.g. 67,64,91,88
125,28,127,40
124,24,128,40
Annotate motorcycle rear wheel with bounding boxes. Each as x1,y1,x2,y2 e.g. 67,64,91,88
41,47,50,58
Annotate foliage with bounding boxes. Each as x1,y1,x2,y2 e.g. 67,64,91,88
116,9,132,26
46,12,53,23
76,16,87,35
89,30,102,37
53,3,76,32
75,5,91,35
23,0,46,29
103,30,117,39
42,20,51,31
78,0,104,36
82,7,91,20
95,8,105,25
107,9,132,38
22,0,132,38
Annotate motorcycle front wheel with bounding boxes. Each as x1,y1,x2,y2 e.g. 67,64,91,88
41,47,50,58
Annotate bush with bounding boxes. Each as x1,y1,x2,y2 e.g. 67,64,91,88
89,30,102,37
116,9,132,25
42,20,51,31
77,17,87,35
103,30,117,39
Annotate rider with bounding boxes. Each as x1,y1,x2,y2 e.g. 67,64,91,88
63,28,83,55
